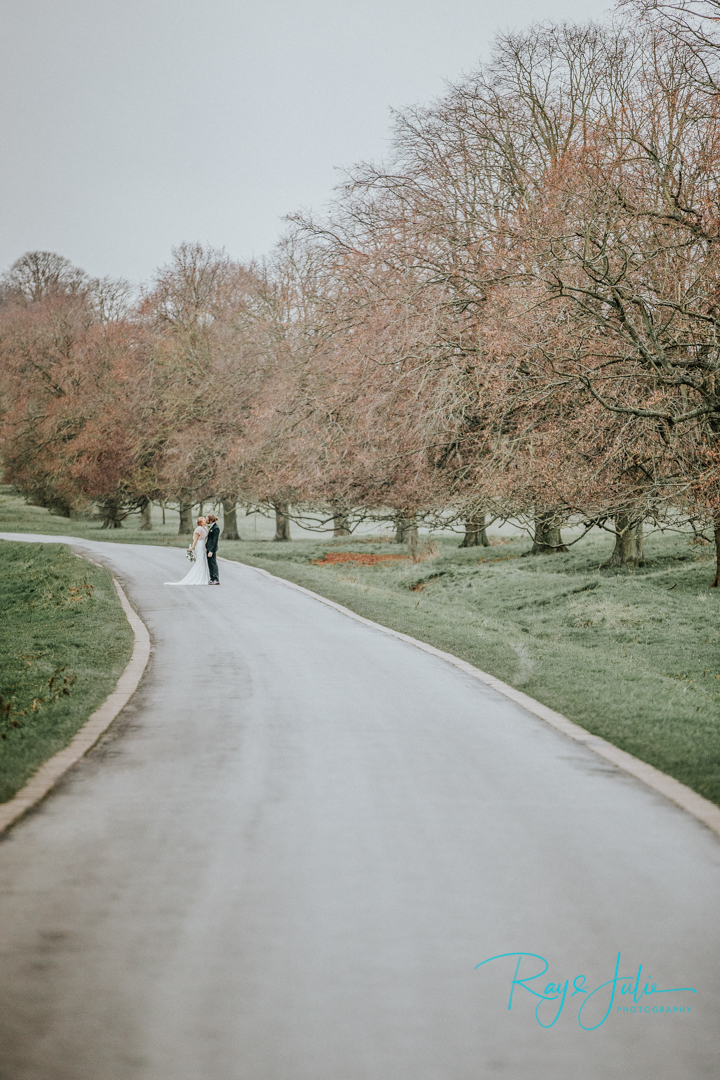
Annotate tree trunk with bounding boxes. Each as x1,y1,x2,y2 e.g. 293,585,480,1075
712,521,720,588
333,510,351,537
460,514,489,547
178,503,193,536
221,499,240,541
43,491,72,517
527,511,567,554
99,500,124,529
395,512,419,546
49,501,72,518
139,499,152,531
161,502,166,525
273,502,292,541
603,514,644,568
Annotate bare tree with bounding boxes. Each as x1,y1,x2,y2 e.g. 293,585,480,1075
0,251,88,304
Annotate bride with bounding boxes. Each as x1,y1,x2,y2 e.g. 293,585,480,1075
165,517,211,586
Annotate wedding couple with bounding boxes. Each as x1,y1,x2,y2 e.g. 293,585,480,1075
165,514,220,586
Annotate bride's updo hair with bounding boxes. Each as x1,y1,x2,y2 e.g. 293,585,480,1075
196,517,205,526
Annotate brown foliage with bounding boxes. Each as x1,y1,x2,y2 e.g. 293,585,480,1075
3,9,720,579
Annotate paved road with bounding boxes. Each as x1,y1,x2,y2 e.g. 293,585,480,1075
0,534,718,1080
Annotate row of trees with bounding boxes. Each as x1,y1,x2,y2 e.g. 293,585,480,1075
2,0,720,580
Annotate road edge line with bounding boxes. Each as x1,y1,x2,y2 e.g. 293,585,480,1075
0,577,151,835
232,558,720,840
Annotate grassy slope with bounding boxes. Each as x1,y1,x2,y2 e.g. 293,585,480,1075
1,488,718,805
0,540,134,803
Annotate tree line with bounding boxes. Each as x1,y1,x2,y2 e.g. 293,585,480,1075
2,1,720,581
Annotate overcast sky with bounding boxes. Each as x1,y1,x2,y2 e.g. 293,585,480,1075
1,0,606,286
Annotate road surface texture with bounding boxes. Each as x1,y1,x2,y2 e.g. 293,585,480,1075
0,534,718,1080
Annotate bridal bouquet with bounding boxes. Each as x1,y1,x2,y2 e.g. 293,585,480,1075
186,549,196,563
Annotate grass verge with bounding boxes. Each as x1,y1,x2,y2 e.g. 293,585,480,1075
0,540,134,803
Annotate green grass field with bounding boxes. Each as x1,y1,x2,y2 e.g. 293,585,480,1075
1,487,719,806
0,540,134,803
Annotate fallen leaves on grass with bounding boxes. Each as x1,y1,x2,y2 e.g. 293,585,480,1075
312,552,410,566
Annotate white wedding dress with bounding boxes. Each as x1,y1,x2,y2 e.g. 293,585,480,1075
165,526,211,586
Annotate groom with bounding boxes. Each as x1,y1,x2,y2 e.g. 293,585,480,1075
206,514,220,584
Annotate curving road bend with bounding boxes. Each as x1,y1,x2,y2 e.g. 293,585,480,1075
0,533,718,1080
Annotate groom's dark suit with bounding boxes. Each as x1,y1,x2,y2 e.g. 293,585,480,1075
206,521,220,582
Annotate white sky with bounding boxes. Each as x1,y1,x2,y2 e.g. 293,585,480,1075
1,0,606,286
